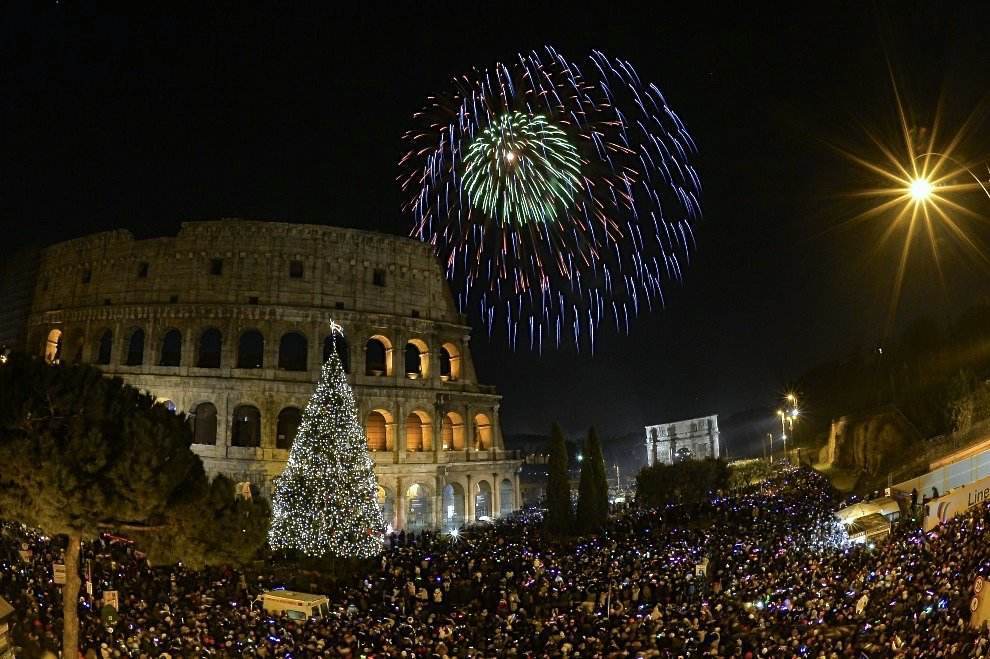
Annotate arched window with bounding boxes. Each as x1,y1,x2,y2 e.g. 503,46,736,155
475,480,493,519
44,329,63,364
95,330,113,365
405,483,433,533
160,329,182,367
442,412,465,450
499,478,514,516
124,328,145,366
231,405,262,447
442,483,466,531
366,410,388,452
323,334,350,373
276,407,302,450
192,402,217,445
440,342,461,380
473,413,493,450
197,328,222,368
278,332,308,371
63,330,84,364
237,330,264,369
404,411,432,452
439,346,451,378
365,337,389,376
404,339,429,379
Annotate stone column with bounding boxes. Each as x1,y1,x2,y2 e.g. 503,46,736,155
465,474,474,524
492,404,504,451
395,477,406,531
182,325,196,369
464,404,475,453
435,472,445,530
394,401,405,462
491,472,500,517
514,471,522,512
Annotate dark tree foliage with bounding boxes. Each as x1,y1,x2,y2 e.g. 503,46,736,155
794,306,990,443
636,458,730,508
576,427,609,534
0,353,269,656
544,422,573,535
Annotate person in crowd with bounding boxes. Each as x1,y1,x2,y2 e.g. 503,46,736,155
2,468,990,657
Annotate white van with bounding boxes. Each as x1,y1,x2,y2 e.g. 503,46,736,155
257,590,330,621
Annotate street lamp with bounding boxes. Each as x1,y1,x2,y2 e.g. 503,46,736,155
908,177,934,203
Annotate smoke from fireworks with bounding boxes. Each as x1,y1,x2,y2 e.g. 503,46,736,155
399,46,701,350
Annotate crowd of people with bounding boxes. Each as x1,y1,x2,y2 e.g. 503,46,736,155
2,467,990,657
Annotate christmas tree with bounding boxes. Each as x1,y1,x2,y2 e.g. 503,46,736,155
268,322,386,558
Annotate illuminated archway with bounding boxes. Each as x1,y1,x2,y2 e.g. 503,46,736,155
365,335,393,376
473,413,493,450
404,338,429,379
441,411,465,450
440,341,461,381
366,409,394,451
404,410,433,451
405,482,433,533
44,328,63,364
499,478,514,516
441,483,466,531
474,480,493,519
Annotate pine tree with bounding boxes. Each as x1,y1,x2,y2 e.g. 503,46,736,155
576,427,609,533
268,326,385,558
545,422,573,535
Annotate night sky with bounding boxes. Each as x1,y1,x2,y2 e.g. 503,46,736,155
4,3,990,453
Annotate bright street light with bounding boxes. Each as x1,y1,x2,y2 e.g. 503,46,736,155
908,177,934,202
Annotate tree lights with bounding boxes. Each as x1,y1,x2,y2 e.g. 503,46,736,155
268,325,386,558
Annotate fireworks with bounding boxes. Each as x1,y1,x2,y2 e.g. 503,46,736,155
400,46,701,350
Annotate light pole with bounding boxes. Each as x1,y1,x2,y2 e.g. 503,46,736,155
776,410,787,460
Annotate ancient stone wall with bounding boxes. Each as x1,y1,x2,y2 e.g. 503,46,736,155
22,220,522,531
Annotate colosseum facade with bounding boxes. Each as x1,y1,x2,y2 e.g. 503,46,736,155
18,219,522,533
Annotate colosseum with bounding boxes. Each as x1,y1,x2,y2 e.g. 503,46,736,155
4,219,522,533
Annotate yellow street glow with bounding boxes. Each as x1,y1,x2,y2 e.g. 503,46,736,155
909,177,933,202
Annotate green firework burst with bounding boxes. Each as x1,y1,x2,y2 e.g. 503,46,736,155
463,112,581,226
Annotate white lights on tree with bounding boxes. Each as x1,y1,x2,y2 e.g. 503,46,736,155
268,322,386,558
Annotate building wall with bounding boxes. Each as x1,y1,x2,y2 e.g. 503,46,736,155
21,220,522,531
644,415,720,466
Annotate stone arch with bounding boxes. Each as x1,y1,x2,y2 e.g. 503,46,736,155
124,327,145,366
473,413,493,450
441,483,466,531
278,331,308,371
197,328,222,368
192,402,218,446
439,341,462,381
405,482,433,533
365,334,393,376
94,329,113,365
441,411,466,450
159,329,182,367
499,478,514,516
231,404,262,447
377,485,395,531
237,329,265,369
62,328,84,363
366,409,394,452
404,410,432,452
44,328,63,364
276,407,302,449
404,338,429,379
323,334,350,373
474,479,493,519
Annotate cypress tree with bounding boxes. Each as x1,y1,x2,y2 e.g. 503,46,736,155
545,422,573,535
577,427,609,533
